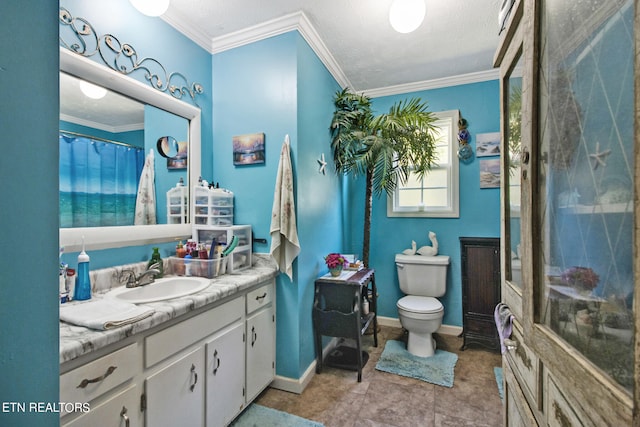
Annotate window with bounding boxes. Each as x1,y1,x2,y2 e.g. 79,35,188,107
387,110,460,218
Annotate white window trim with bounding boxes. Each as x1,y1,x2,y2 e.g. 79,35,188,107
387,109,460,218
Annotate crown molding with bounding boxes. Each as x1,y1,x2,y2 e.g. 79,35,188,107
163,10,497,98
363,69,500,98
161,12,213,52
209,11,351,88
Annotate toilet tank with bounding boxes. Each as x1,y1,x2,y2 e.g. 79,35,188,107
395,254,450,297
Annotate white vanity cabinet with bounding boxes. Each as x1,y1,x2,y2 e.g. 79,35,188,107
145,347,205,427
61,278,277,427
205,323,245,427
245,282,276,403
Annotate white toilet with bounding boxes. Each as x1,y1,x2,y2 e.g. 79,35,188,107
395,254,450,357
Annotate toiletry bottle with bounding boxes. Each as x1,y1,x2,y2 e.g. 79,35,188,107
66,268,76,300
148,247,164,278
176,241,186,258
74,240,92,301
198,243,209,278
59,264,68,304
184,253,192,276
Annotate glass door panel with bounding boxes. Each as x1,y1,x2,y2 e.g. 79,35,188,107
505,50,523,290
537,0,634,391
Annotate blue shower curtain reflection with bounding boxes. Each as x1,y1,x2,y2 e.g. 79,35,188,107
59,133,145,227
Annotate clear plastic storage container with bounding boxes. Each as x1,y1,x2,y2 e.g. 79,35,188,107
168,255,228,278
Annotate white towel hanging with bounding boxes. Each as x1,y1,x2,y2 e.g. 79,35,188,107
269,135,300,280
134,149,156,225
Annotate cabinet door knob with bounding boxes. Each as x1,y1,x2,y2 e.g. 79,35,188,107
120,406,130,427
251,326,257,347
189,364,198,392
255,292,267,301
76,365,117,389
212,349,221,375
504,338,519,351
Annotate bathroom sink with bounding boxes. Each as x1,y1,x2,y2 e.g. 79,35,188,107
106,276,211,304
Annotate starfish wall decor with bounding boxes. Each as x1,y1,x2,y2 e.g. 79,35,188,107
589,142,611,170
318,153,327,175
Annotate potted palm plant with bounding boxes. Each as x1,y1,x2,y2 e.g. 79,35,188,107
330,88,439,267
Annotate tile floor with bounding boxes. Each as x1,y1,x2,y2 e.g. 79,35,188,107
256,326,503,427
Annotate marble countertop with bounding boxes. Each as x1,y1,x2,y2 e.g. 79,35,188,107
60,254,278,364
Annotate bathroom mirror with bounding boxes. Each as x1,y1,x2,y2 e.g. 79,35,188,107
59,47,201,251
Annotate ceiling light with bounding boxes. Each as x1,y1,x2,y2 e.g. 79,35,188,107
129,0,170,17
79,80,107,100
389,0,426,34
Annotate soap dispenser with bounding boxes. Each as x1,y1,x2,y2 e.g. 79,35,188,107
148,247,164,278
74,237,92,301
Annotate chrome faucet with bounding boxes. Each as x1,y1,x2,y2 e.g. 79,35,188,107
121,263,161,288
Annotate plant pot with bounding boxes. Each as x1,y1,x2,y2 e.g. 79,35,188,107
329,266,343,277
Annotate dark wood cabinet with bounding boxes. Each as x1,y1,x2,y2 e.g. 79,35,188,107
460,237,500,352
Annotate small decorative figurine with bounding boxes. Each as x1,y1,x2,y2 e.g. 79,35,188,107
457,117,474,163
402,240,417,255
417,231,439,256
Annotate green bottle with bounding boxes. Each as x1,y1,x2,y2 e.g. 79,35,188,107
148,247,164,278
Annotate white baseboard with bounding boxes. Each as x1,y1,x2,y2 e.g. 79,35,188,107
377,315,402,328
377,315,462,336
270,363,316,395
269,337,340,394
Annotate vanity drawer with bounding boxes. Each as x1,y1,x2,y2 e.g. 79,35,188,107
246,281,274,314
505,320,538,401
60,343,138,410
145,296,243,368
62,384,140,427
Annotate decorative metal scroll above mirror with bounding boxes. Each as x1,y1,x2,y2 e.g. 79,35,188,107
59,7,204,104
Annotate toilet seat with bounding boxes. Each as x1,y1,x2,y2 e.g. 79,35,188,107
397,295,443,313
397,296,443,320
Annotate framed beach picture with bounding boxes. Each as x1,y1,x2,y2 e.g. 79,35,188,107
476,132,501,157
479,159,501,188
233,133,265,165
167,140,188,170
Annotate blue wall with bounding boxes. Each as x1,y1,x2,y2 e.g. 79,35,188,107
345,80,501,327
0,2,59,426
145,105,189,225
212,32,342,379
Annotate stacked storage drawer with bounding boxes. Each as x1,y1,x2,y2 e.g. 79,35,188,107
193,186,233,226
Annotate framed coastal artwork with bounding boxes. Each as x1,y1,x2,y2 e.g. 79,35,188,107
476,132,501,157
479,158,500,188
233,132,265,165
167,141,188,170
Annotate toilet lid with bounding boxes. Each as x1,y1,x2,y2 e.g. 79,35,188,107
397,296,443,314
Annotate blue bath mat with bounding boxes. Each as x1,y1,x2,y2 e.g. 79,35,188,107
231,404,324,427
494,367,504,401
375,340,458,387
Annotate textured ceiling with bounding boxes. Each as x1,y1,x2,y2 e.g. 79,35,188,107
61,1,502,130
163,0,502,93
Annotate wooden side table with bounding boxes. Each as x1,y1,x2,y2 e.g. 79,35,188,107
312,268,377,382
